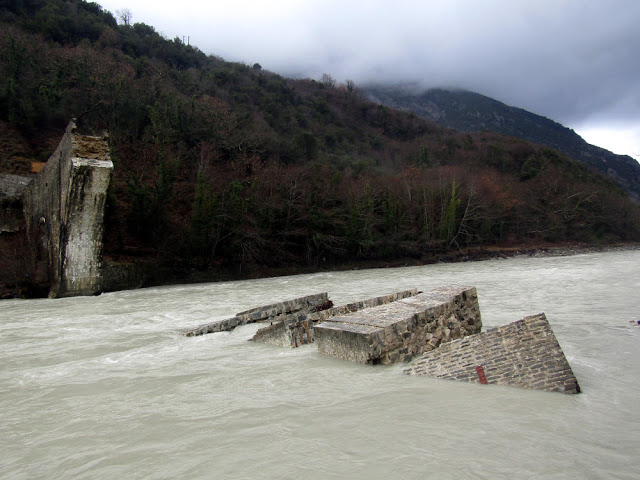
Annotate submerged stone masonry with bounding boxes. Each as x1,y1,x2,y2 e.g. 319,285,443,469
183,289,419,341
404,313,581,394
183,292,329,336
251,289,419,347
313,286,481,364
22,120,113,297
184,285,580,394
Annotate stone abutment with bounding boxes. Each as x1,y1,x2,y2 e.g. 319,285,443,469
22,120,113,298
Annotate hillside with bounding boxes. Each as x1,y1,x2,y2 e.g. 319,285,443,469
365,85,640,202
1,0,640,295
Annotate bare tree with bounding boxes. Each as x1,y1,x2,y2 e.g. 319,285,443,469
116,8,133,26
345,79,355,93
320,73,336,88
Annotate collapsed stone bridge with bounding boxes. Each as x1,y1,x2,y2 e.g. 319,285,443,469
1,120,113,298
184,285,580,395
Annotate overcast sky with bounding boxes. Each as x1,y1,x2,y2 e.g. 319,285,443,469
99,0,640,160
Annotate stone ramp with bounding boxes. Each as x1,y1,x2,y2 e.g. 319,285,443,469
403,313,581,394
313,285,481,364
251,289,419,347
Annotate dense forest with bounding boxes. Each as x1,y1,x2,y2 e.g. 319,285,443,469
365,85,640,203
1,0,639,288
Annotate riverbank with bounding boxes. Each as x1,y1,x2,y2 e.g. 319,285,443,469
2,241,638,299
230,241,640,276
103,241,640,292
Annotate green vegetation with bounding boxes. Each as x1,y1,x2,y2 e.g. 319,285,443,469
1,0,639,282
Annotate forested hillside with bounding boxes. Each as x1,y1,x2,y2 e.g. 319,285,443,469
1,0,639,287
366,86,640,202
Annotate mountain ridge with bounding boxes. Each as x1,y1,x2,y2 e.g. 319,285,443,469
364,85,640,202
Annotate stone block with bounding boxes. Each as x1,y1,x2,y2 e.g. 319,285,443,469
313,286,481,364
250,289,419,348
184,292,329,336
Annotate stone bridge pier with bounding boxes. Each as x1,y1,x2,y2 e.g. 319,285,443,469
22,120,113,298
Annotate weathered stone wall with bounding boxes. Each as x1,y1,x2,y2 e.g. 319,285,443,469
404,313,580,394
0,174,31,234
0,174,32,199
0,175,32,294
314,286,481,364
184,293,329,336
22,120,113,297
251,289,419,347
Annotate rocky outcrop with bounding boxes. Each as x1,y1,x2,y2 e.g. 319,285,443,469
22,120,113,298
404,313,581,394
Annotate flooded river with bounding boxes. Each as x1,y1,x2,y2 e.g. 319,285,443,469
1,250,639,479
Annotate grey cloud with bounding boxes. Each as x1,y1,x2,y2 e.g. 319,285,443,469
194,0,640,127
101,0,640,154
